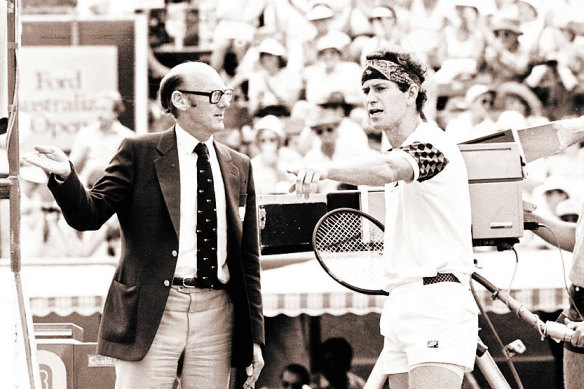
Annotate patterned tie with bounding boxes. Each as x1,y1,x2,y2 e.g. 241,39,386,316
194,143,219,288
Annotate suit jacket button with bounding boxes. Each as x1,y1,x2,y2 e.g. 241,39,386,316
164,280,170,287
172,250,178,257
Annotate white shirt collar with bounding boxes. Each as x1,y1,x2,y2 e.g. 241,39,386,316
174,123,215,155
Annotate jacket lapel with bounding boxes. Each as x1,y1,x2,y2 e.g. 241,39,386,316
154,128,181,238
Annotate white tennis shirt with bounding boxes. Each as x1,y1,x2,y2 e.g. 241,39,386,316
383,122,474,289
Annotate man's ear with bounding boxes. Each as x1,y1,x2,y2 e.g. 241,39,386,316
171,90,194,111
407,84,419,105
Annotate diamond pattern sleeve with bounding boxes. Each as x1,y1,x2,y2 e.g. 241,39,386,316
399,142,449,182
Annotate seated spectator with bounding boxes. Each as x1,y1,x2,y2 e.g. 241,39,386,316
528,12,584,119
532,175,573,219
302,31,363,107
302,2,354,66
68,90,135,188
353,5,403,66
433,0,486,84
404,0,450,69
251,115,301,194
247,38,302,118
209,0,267,72
495,81,547,129
301,94,370,193
260,363,311,389
478,16,532,84
445,83,497,143
303,92,370,160
311,337,366,389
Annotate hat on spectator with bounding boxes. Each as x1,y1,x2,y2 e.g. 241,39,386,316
540,175,570,196
497,81,543,117
254,115,285,139
516,0,539,18
368,6,396,19
453,0,480,12
257,38,286,57
556,199,579,220
306,3,334,21
465,84,495,106
318,91,355,110
317,31,351,53
491,16,523,35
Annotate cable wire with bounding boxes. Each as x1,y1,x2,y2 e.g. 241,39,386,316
471,276,524,389
537,223,584,321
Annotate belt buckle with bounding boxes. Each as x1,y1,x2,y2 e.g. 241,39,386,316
182,277,197,288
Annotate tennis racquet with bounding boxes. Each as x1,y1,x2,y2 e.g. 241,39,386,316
312,208,388,296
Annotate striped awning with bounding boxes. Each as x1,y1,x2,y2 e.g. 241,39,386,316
2,246,573,318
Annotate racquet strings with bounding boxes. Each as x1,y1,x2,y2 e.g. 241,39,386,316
314,210,386,293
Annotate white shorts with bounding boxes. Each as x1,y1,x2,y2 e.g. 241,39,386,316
380,279,479,375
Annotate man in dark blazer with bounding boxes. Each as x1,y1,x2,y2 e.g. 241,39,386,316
24,62,264,389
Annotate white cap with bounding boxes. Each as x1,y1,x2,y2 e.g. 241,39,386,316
316,31,351,52
306,4,333,21
556,199,579,218
257,38,286,57
254,115,284,139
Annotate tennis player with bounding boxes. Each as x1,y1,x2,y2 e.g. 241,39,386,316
290,47,478,389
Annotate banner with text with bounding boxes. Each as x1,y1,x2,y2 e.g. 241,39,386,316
19,46,118,153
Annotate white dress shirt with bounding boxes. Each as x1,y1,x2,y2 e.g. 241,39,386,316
173,125,229,283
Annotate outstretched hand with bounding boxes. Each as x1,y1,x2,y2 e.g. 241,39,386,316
22,145,71,179
287,167,324,199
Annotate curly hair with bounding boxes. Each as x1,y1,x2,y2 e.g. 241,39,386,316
365,46,428,119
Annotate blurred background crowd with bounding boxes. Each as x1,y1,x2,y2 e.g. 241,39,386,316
9,0,584,258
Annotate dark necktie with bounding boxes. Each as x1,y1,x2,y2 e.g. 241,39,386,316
194,143,219,288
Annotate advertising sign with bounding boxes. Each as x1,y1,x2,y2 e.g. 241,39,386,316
19,46,118,152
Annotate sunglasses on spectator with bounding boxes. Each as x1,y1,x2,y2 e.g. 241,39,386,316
178,89,234,104
494,30,516,39
312,126,336,135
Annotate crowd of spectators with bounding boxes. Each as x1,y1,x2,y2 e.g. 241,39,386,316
148,0,584,249
11,0,584,257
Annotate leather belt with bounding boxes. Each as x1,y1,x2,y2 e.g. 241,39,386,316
422,273,460,285
172,277,224,290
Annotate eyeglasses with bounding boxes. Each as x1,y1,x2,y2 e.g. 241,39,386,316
312,126,336,136
178,89,234,104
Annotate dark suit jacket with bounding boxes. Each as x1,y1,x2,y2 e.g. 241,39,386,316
48,128,264,366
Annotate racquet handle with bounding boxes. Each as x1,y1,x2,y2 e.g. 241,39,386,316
542,320,575,342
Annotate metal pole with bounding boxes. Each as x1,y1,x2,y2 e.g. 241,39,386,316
6,0,37,387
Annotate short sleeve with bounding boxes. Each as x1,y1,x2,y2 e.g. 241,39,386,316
399,142,449,182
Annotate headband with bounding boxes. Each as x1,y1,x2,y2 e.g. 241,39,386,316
361,59,417,86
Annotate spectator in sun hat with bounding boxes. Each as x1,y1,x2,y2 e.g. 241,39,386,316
479,15,531,83
495,81,547,129
302,31,363,107
246,37,302,118
301,2,355,66
433,0,487,84
445,83,497,143
251,115,301,194
353,4,403,66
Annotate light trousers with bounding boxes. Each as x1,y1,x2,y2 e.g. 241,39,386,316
114,286,233,389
